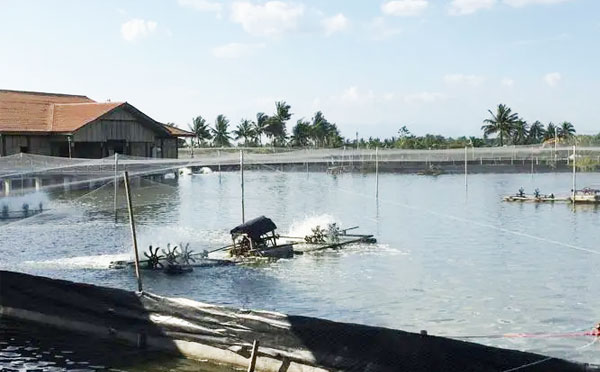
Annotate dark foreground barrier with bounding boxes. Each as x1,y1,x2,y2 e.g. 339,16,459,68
0,270,596,372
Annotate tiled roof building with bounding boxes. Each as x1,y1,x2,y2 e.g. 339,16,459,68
0,90,193,158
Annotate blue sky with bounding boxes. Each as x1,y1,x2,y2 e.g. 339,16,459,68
0,0,598,139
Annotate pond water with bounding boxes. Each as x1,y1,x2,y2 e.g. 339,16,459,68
1,169,599,370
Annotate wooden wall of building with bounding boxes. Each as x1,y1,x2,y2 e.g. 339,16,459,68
73,109,157,143
1,108,179,158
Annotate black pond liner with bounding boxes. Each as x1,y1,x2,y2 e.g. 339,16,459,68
0,270,598,372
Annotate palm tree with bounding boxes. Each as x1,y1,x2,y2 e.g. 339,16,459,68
233,119,255,146
291,119,311,147
310,111,329,147
189,116,212,147
512,120,529,145
528,121,545,144
211,115,232,147
544,122,558,142
481,104,519,146
253,112,268,146
265,101,291,146
558,121,576,140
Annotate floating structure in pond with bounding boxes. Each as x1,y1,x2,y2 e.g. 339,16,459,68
503,187,564,202
504,187,600,204
229,216,295,259
108,217,377,270
570,188,600,204
0,201,45,220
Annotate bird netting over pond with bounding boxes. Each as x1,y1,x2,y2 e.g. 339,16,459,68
1,144,599,178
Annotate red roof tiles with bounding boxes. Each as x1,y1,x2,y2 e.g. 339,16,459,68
0,90,181,136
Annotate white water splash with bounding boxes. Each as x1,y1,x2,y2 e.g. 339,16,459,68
24,253,130,270
286,214,339,239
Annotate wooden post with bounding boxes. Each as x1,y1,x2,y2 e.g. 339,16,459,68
123,171,143,292
375,147,379,199
114,153,119,223
240,150,245,224
247,340,259,372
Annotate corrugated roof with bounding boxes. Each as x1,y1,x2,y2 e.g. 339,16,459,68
0,90,173,136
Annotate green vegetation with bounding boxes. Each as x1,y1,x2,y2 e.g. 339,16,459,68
186,102,598,149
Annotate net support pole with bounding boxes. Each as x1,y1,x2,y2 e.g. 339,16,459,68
113,153,119,222
218,150,221,183
123,171,143,293
375,147,379,199
572,145,576,203
240,150,245,224
531,147,534,177
464,146,468,188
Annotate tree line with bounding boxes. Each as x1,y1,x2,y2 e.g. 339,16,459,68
188,101,343,148
185,102,599,149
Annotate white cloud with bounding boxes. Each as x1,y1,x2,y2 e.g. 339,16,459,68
381,0,429,17
444,74,485,86
503,0,572,7
501,78,515,87
177,0,222,13
368,17,402,40
403,92,445,104
212,42,266,59
230,1,305,37
449,0,496,15
339,86,375,104
543,72,561,87
322,13,349,36
121,19,157,42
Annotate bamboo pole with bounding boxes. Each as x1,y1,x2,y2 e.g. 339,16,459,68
240,150,245,224
247,340,259,372
123,171,143,292
114,153,119,223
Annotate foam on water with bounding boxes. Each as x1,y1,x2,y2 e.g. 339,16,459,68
286,214,339,238
24,253,130,270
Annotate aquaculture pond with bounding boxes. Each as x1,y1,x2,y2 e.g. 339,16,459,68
1,170,599,370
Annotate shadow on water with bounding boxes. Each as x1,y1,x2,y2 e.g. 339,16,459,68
0,319,230,372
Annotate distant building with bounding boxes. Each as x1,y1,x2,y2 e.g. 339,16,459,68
0,89,193,158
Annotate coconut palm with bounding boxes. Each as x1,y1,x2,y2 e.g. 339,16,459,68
544,122,558,142
481,104,519,146
512,120,529,145
265,101,291,145
211,115,232,147
290,119,311,147
233,119,255,146
253,112,268,146
528,121,545,144
558,121,576,140
189,116,212,147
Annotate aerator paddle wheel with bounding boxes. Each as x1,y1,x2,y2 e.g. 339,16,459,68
144,245,164,270
162,243,179,265
179,243,196,265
